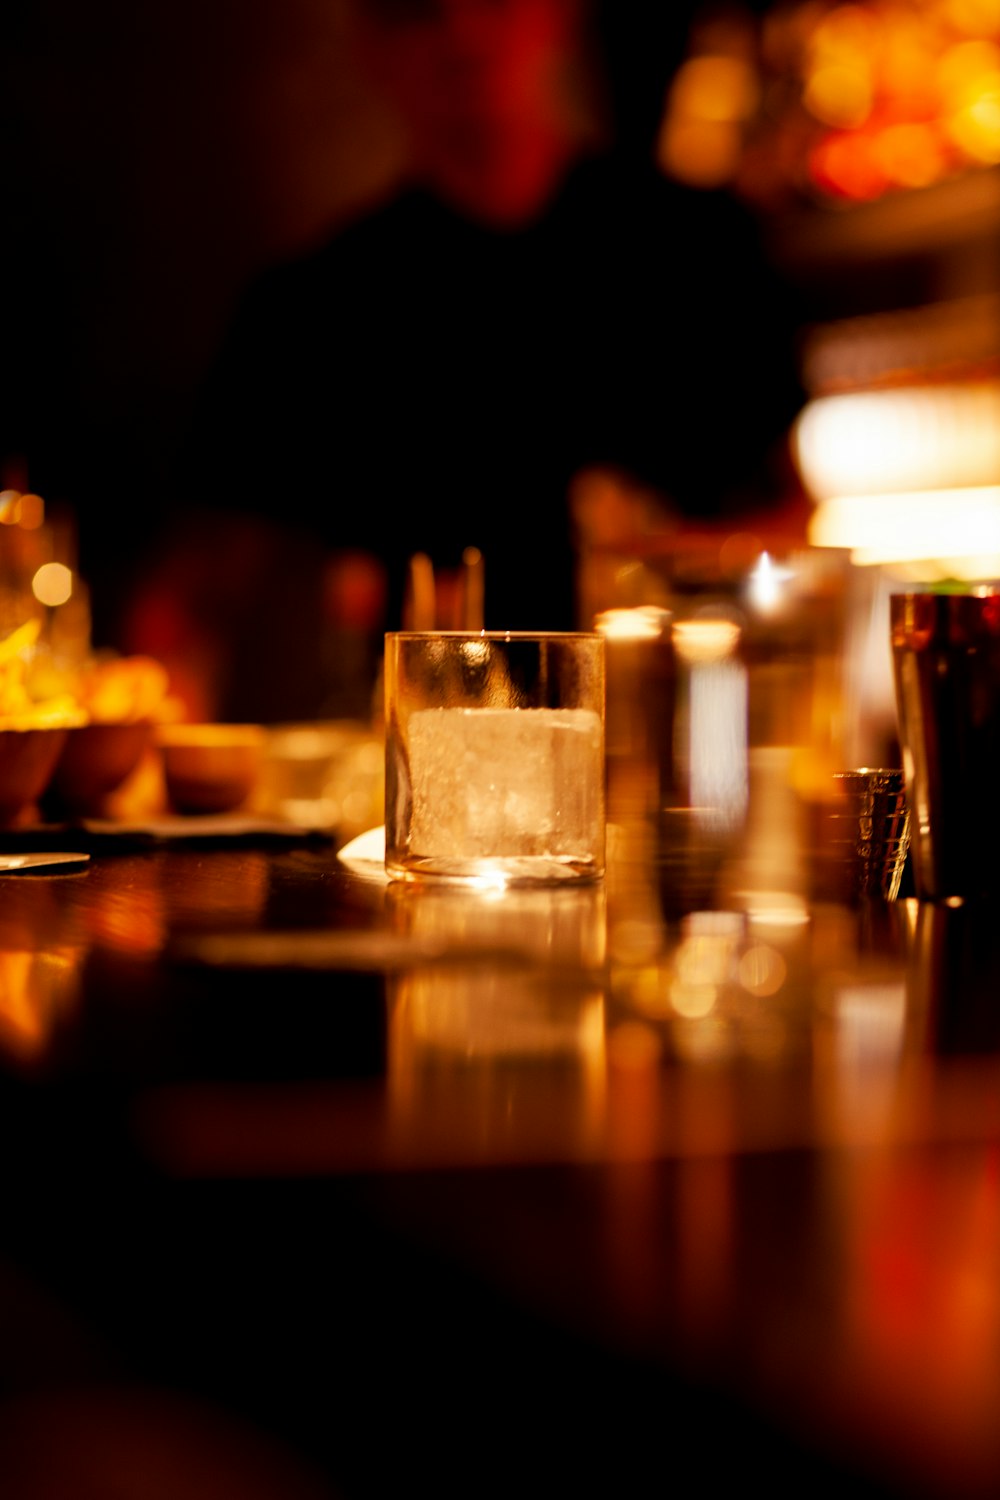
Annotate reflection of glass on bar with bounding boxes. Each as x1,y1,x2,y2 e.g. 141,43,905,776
387,880,606,1057
386,883,608,1155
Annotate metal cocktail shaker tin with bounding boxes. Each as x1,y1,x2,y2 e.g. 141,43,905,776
891,591,1000,901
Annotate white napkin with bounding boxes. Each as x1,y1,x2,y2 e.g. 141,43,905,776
337,824,387,880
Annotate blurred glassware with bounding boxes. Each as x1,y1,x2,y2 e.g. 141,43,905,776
597,591,750,917
596,605,674,826
402,547,485,631
47,721,154,816
659,606,750,916
819,768,911,904
0,727,70,825
155,723,266,815
254,720,384,838
595,540,854,919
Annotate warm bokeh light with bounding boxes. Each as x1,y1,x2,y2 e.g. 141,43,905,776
948,90,1000,160
673,619,748,836
0,488,45,529
670,978,718,1018
881,13,937,99
672,617,742,664
659,115,743,187
32,562,74,608
738,942,787,997
627,963,673,1018
18,494,45,531
658,52,758,186
808,128,889,198
663,0,1000,203
739,890,811,928
811,3,880,61
795,369,1000,568
810,487,1000,565
746,551,795,615
940,39,1000,159
671,54,760,124
594,607,667,642
938,38,1000,110
794,383,1000,500
947,0,1000,32
874,121,947,188
805,62,874,129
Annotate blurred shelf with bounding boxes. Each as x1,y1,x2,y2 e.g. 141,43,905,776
765,166,1000,272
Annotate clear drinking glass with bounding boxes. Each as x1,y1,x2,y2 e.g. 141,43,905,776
384,631,605,885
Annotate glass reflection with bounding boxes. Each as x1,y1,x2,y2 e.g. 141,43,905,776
386,883,607,1150
387,881,606,1060
83,859,167,956
907,898,1000,1055
0,947,83,1062
0,873,87,1062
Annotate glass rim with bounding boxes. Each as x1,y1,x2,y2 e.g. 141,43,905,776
833,766,905,779
384,630,603,641
889,588,1000,600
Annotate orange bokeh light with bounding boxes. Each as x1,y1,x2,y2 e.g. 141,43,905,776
663,0,1000,203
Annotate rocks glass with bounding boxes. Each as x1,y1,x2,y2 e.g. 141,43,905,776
384,632,605,886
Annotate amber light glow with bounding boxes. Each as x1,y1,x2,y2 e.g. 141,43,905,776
32,562,74,608
659,51,760,187
794,375,1000,567
810,487,1000,568
662,0,1000,204
672,618,748,837
595,607,667,642
0,491,45,529
0,949,82,1061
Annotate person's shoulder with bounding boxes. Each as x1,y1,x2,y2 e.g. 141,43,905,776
555,150,669,212
561,150,757,242
274,182,443,274
233,183,443,326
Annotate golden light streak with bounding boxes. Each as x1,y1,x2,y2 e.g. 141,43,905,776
595,607,667,642
809,487,1000,563
673,618,742,664
794,384,1000,501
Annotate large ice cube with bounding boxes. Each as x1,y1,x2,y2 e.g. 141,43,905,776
408,707,603,860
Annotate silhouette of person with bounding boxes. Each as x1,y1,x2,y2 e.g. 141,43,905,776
131,0,801,719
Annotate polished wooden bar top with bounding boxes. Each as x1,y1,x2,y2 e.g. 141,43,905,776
2,828,1000,1499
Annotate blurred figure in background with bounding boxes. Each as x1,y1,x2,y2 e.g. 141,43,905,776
128,0,802,721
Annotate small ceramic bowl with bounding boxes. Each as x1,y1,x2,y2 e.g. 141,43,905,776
0,726,70,825
48,720,154,813
155,723,265,814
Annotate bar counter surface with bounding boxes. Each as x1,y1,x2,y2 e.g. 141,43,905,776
1,823,1000,1499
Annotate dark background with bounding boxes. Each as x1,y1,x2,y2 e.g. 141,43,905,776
12,0,990,681
0,1,702,552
